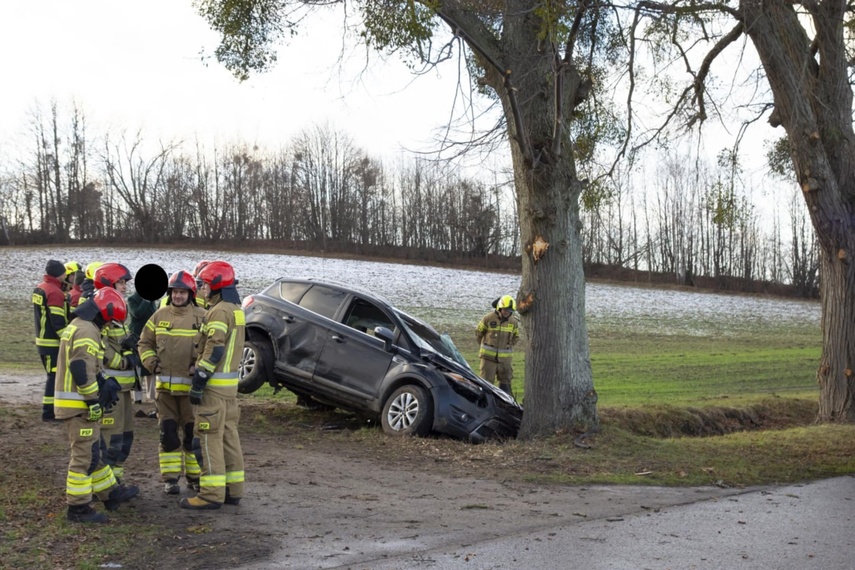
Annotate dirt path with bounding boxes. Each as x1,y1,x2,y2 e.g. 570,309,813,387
2,370,753,569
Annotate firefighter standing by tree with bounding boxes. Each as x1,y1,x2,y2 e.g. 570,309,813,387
55,287,139,523
475,295,521,396
94,263,139,482
180,260,245,510
34,259,70,422
138,270,206,495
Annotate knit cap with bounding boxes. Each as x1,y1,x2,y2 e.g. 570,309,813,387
45,259,66,278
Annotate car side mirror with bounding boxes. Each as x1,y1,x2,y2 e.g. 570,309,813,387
374,326,395,351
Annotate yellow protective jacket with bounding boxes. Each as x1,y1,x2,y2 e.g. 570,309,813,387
195,294,245,398
139,302,206,395
53,318,102,419
101,321,136,392
475,310,520,362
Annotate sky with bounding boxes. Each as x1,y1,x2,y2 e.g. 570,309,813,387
0,1,482,162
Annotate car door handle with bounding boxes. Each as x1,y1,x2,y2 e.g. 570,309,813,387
331,335,345,343
283,315,295,323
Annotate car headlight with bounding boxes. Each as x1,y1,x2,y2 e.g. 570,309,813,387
444,373,484,396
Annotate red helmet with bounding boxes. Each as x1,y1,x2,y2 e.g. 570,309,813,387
193,259,212,277
94,263,132,290
197,260,235,290
168,270,197,294
93,287,127,322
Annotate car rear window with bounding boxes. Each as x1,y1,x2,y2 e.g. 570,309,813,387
299,285,346,320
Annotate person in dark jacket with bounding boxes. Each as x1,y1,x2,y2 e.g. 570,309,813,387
34,259,69,421
128,288,159,408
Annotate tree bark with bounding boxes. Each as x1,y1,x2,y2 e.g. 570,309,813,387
463,2,599,437
740,0,855,421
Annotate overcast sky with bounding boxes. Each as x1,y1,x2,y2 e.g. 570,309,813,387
0,1,484,162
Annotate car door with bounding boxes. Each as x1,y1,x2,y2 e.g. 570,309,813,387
270,283,347,384
312,296,397,404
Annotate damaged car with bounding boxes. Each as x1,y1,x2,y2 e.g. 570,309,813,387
239,277,523,442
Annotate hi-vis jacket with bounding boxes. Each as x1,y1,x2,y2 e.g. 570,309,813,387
195,294,245,398
139,302,206,395
101,321,136,392
475,310,520,362
53,318,102,419
33,274,68,355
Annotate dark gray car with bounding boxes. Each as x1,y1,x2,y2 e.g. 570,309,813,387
239,277,522,442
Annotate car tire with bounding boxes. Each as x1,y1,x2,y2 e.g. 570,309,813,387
381,385,432,437
239,340,272,394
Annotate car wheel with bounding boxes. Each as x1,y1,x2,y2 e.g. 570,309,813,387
381,385,432,437
239,340,272,394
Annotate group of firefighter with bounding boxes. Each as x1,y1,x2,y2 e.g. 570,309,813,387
33,258,245,523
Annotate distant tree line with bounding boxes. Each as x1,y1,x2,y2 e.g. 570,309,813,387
0,103,819,297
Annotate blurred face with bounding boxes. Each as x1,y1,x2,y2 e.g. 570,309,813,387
171,289,190,307
499,308,512,319
199,282,211,299
114,279,128,295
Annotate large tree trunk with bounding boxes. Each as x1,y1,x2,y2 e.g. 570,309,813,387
741,0,855,421
472,4,599,438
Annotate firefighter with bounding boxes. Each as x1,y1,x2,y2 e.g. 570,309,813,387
138,270,206,494
79,261,103,305
180,260,245,510
55,287,139,523
64,261,84,310
475,294,521,396
93,262,138,482
34,259,70,421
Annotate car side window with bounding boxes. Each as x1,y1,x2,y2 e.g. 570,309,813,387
274,281,311,303
345,300,395,337
299,285,347,320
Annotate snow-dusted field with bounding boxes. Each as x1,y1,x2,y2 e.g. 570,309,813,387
4,246,820,335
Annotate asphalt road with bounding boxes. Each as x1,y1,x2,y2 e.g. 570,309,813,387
233,476,854,570
338,476,855,570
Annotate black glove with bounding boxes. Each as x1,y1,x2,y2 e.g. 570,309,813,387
189,369,210,406
99,376,121,411
123,351,141,370
189,386,204,405
192,368,210,390
120,333,139,352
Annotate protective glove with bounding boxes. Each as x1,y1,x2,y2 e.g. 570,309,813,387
86,401,103,422
188,386,204,406
98,377,121,411
189,369,210,405
120,333,140,352
123,351,141,370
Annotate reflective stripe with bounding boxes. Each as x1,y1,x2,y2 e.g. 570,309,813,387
156,375,193,393
184,451,201,477
35,338,60,347
208,372,239,387
200,474,226,487
92,465,118,491
55,390,86,401
159,451,183,476
225,470,245,484
66,471,92,497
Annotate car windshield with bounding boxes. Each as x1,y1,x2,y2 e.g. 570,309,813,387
397,312,471,369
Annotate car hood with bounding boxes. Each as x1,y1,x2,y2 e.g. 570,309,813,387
420,349,521,409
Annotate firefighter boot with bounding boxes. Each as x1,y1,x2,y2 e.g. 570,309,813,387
179,496,222,510
104,484,140,511
67,504,108,523
224,488,241,506
164,479,181,495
